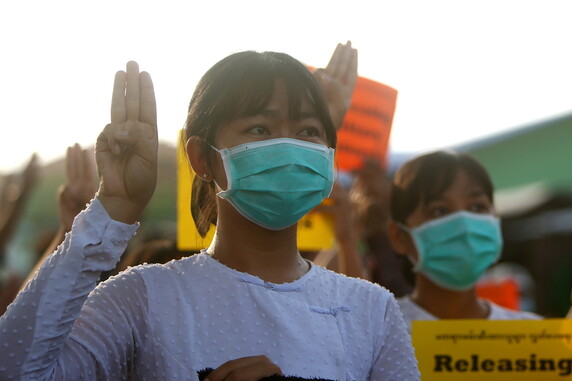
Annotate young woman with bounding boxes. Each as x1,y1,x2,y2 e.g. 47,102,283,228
387,150,541,332
0,44,419,380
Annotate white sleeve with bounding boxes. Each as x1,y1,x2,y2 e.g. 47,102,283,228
369,293,421,380
0,198,139,380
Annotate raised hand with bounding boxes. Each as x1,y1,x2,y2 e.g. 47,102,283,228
96,61,158,224
313,41,358,130
0,153,39,250
58,143,98,232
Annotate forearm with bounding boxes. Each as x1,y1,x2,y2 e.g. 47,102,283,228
0,198,138,379
19,227,66,292
337,236,369,280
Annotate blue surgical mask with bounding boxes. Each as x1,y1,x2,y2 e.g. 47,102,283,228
401,211,503,291
211,138,335,230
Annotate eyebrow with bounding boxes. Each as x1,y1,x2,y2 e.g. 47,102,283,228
246,109,319,119
424,188,487,205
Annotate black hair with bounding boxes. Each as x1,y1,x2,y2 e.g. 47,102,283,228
183,51,337,237
390,150,494,224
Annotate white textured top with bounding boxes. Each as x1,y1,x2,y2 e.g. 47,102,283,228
0,199,420,380
398,296,542,332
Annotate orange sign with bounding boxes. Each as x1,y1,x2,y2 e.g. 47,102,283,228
335,77,397,171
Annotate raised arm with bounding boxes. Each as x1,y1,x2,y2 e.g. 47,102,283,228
0,61,156,380
313,41,358,130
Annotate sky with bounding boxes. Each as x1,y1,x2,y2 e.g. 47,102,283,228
1,0,571,174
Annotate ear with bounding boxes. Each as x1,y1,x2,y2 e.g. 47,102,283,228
387,220,414,256
186,136,212,181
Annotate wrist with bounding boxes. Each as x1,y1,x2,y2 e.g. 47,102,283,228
96,193,144,224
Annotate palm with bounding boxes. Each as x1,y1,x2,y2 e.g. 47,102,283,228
95,61,158,223
313,41,358,129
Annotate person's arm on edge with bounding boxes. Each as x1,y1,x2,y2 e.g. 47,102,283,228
0,61,157,379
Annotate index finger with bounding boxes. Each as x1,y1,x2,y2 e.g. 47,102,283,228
111,71,126,123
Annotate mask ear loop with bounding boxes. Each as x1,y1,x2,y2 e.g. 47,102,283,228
206,143,233,194
395,222,420,268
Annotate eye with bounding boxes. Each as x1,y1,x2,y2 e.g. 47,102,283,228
428,206,449,218
246,125,270,135
297,127,321,137
468,202,491,214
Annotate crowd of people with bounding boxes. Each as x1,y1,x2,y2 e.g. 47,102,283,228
0,41,562,380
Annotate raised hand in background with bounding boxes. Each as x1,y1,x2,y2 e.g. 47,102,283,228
58,143,98,233
0,154,39,252
312,182,368,279
20,143,98,291
0,154,39,313
313,41,358,130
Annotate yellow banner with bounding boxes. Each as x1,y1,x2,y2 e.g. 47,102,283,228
177,135,335,251
412,319,572,380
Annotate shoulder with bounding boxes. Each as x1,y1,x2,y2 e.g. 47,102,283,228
312,264,394,299
396,295,436,330
310,265,399,321
487,301,543,320
124,252,207,278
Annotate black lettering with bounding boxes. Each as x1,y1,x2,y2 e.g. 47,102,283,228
471,354,479,371
530,354,537,371
515,359,527,371
497,359,513,372
434,355,453,372
539,359,555,371
558,359,572,376
482,359,495,372
455,359,468,372
341,121,384,140
350,105,392,124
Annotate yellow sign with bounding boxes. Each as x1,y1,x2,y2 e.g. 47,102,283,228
412,319,572,380
177,135,335,251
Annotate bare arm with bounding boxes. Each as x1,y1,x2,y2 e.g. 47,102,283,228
313,182,369,279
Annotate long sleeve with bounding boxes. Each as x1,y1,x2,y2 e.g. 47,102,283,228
370,294,420,380
0,199,138,380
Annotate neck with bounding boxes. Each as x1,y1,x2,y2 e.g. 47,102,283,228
411,275,489,319
206,202,307,284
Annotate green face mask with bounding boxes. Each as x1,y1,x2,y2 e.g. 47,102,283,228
211,138,335,230
401,211,503,291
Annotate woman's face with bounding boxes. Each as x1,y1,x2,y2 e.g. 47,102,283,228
211,84,329,190
214,84,328,149
404,169,494,260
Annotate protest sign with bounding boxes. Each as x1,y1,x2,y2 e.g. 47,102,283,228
412,319,572,380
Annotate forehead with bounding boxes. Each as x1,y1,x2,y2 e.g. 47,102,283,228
262,83,316,113
426,169,486,201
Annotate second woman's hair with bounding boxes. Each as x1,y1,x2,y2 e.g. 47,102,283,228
183,51,337,237
390,150,494,224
